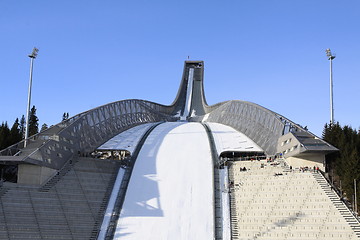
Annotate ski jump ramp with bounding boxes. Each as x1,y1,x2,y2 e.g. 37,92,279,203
115,122,214,239
0,61,343,240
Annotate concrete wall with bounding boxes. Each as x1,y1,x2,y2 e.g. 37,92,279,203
285,154,325,171
277,132,302,158
17,164,56,185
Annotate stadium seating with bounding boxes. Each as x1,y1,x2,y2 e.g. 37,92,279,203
0,157,120,240
228,160,360,240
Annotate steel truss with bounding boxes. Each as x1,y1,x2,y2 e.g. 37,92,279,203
0,100,175,169
206,100,300,155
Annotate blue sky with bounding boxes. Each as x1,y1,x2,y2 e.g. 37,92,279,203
0,0,359,137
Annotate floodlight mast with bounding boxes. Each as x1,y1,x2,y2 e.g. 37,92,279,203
326,48,336,125
24,47,39,148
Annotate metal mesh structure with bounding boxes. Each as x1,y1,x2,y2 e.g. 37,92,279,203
205,100,337,156
0,99,175,169
206,100,285,155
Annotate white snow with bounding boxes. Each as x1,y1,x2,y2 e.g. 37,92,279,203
202,113,209,122
98,123,156,154
207,122,263,156
114,122,214,240
180,68,194,120
98,168,125,240
219,168,231,240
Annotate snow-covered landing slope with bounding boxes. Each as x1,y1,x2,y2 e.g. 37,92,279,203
98,123,156,154
207,122,263,156
114,122,214,240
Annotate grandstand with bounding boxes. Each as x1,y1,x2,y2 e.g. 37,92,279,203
0,61,358,239
228,160,360,240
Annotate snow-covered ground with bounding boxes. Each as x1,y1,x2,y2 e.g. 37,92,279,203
114,122,214,240
207,122,263,156
180,68,194,120
219,168,231,240
98,123,156,154
98,168,126,239
207,122,264,240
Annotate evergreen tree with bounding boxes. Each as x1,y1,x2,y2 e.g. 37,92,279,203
323,122,360,211
9,118,22,145
0,122,10,150
40,123,48,132
28,106,39,137
19,115,26,139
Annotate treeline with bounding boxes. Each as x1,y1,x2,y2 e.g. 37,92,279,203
0,106,39,150
323,122,360,209
0,107,70,151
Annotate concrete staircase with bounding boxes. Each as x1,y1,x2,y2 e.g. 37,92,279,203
0,157,120,239
313,172,360,238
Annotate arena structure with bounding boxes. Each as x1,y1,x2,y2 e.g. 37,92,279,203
0,61,359,240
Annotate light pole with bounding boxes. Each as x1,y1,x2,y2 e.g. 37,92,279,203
326,48,336,125
24,47,39,147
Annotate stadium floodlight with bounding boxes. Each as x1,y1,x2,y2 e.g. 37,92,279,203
326,48,336,125
24,47,39,147
29,47,39,59
326,48,336,60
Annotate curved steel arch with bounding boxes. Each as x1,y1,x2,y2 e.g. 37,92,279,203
205,100,337,156
205,100,285,155
0,99,175,169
